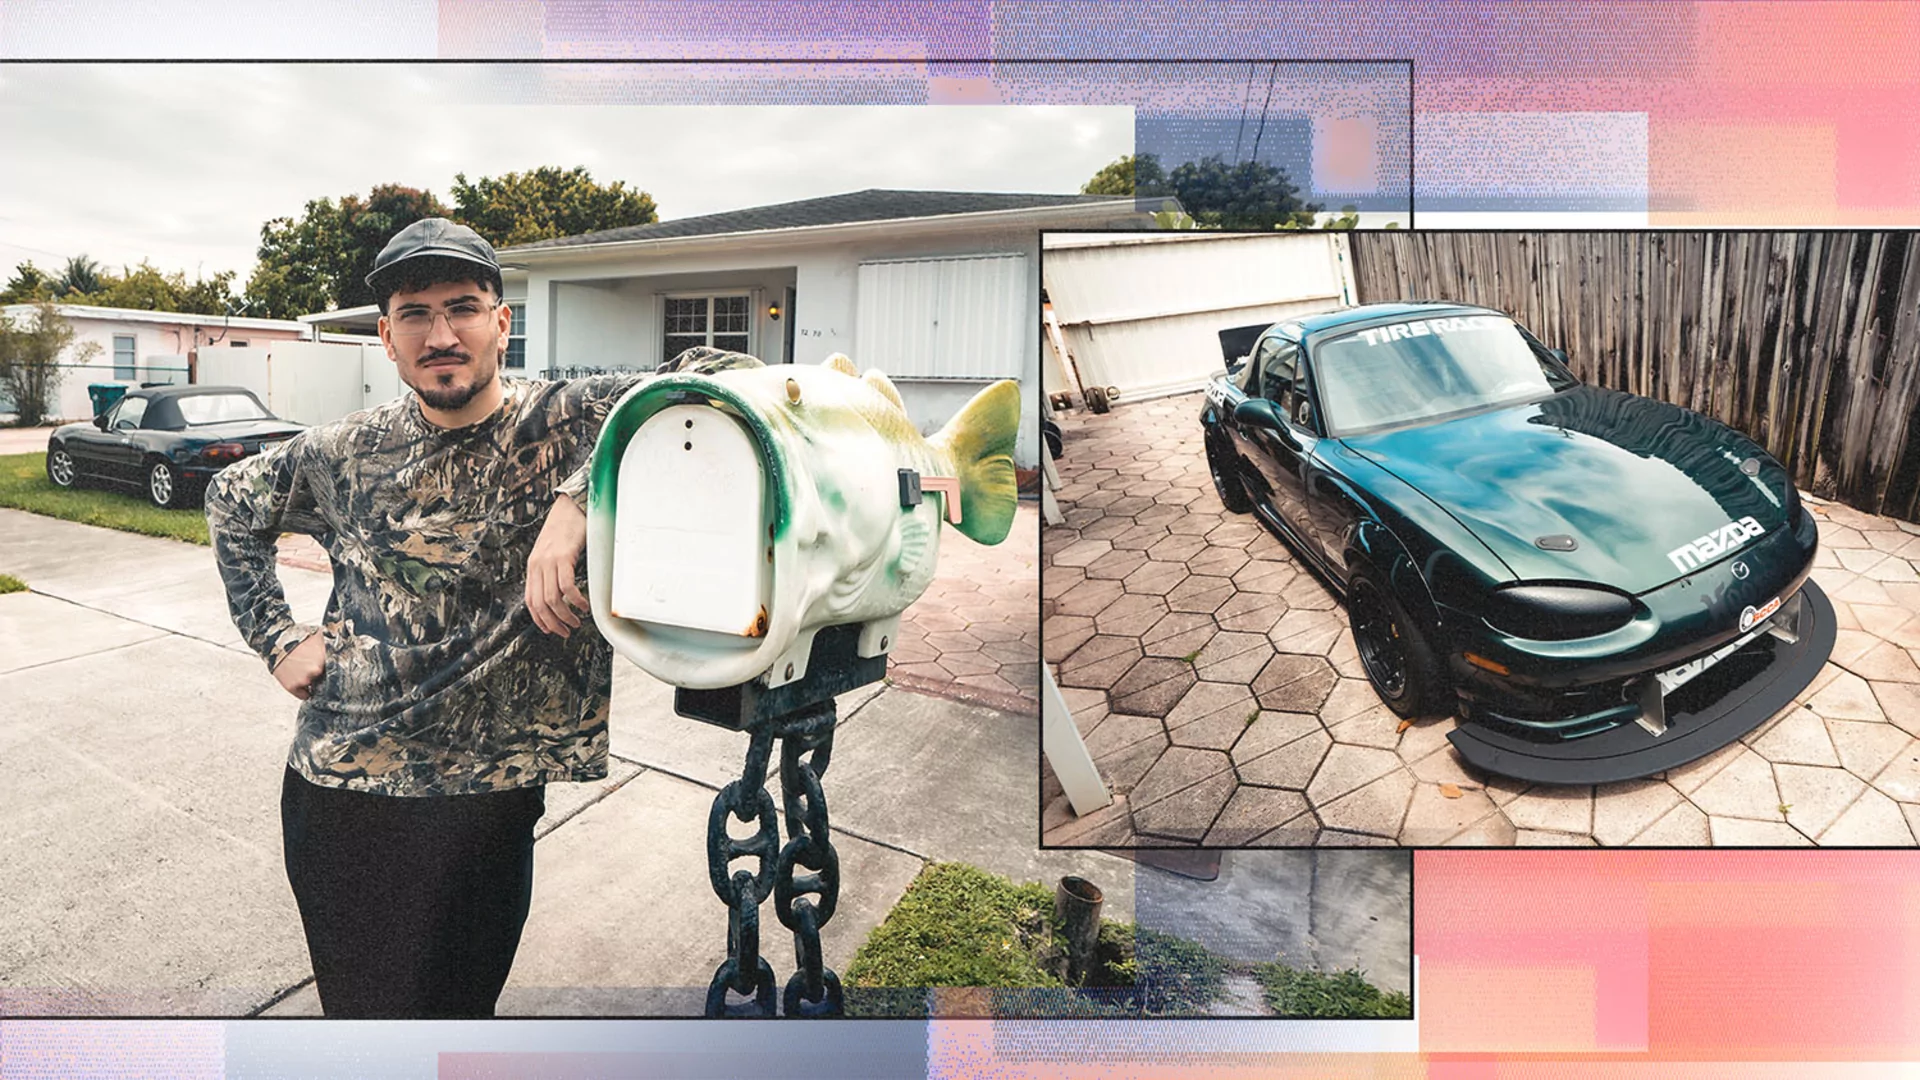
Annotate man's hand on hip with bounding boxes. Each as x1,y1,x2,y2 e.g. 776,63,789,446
527,495,590,637
274,633,326,700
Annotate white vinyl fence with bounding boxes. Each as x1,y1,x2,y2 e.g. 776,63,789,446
196,341,395,426
1042,233,1356,403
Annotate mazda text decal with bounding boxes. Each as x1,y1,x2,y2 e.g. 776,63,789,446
1668,516,1766,572
1354,315,1511,347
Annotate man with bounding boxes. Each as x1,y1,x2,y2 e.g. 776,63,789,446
206,218,753,1017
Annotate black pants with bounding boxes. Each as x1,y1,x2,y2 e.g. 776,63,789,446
279,766,546,1018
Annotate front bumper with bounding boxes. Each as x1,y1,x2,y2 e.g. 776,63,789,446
1438,509,1831,783
1445,578,1835,784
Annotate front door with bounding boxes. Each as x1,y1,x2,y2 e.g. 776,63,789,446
782,286,796,364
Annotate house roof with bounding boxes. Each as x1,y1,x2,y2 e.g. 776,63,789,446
0,302,311,334
500,189,1140,253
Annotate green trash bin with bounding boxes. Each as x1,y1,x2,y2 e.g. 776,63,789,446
87,383,128,418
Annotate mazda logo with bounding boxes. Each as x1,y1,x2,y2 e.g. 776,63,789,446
1731,561,1750,580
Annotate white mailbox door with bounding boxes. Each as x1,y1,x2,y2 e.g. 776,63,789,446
610,404,771,637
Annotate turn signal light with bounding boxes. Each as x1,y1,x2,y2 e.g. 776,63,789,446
202,442,246,462
1464,652,1511,676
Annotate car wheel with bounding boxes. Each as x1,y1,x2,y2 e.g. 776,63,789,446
1042,419,1064,461
47,446,78,489
1205,431,1253,514
1346,571,1446,719
147,458,187,509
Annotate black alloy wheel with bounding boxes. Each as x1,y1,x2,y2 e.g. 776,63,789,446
1205,432,1252,513
1349,577,1409,699
1346,572,1446,719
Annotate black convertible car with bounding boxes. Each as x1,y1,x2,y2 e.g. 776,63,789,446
46,385,304,509
1200,302,1834,783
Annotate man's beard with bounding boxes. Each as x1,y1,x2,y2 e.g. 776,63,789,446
409,351,497,411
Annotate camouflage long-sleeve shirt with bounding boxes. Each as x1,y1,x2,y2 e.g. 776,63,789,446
206,373,645,796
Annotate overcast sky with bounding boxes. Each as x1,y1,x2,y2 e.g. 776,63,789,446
0,64,1132,289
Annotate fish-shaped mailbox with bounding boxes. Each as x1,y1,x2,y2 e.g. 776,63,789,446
585,353,1020,690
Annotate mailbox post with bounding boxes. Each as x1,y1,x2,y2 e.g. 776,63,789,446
584,355,1020,1018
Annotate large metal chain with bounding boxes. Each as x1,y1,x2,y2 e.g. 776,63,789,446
703,701,843,1017
704,728,780,1017
775,704,843,1017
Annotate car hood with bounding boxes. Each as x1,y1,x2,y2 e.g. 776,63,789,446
1341,385,1795,595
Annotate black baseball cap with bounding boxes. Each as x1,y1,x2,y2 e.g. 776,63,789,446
365,218,504,305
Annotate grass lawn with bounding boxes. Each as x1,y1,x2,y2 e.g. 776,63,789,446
0,452,209,545
844,861,1410,1019
0,573,25,594
1255,960,1413,1019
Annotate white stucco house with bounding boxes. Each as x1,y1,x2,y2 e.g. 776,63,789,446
0,303,332,423
491,189,1162,468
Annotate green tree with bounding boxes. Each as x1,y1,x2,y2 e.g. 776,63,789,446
86,261,176,311
1165,155,1321,231
0,301,100,427
450,166,658,248
79,261,239,315
1080,153,1168,197
1,262,56,304
58,255,104,298
245,183,452,318
175,269,241,315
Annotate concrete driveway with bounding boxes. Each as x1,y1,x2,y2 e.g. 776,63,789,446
0,505,1117,1017
1041,394,1920,848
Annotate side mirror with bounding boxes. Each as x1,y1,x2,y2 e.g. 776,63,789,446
1232,397,1284,431
93,414,109,430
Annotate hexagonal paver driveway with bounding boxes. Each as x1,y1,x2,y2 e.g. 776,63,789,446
1041,393,1920,848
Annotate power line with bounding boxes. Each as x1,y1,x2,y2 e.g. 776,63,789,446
1232,61,1256,164
1249,61,1279,165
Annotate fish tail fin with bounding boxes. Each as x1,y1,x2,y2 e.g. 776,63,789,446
823,353,859,378
930,379,1020,545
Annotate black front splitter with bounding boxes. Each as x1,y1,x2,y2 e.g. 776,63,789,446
1446,579,1837,786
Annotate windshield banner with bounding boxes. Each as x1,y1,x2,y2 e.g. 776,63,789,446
1355,315,1511,347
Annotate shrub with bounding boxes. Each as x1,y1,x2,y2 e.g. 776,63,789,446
1254,962,1412,1019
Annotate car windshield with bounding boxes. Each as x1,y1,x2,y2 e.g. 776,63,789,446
177,393,271,424
1312,314,1577,436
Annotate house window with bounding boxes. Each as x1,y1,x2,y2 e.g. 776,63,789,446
663,294,751,368
113,335,137,380
505,298,526,370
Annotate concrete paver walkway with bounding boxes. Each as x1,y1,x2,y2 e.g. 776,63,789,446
1041,394,1920,848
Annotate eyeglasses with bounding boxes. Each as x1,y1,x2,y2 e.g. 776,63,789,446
389,301,499,338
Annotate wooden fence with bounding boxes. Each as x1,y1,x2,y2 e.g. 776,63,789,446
1348,232,1920,523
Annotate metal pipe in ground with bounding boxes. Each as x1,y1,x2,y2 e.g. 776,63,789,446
1055,875,1104,986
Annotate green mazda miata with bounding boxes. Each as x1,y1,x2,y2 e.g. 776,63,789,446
1200,302,1833,784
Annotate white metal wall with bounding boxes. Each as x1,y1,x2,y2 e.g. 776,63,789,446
1043,234,1354,401
853,254,1027,380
